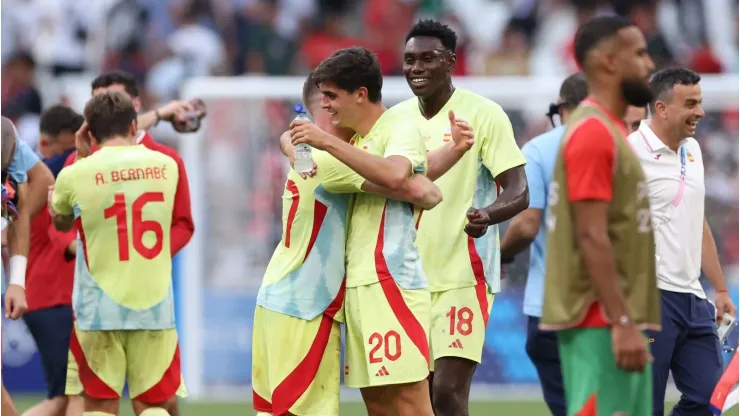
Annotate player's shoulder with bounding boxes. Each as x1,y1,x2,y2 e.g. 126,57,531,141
567,115,611,139
457,88,505,118
392,97,418,113
523,125,566,155
148,141,183,164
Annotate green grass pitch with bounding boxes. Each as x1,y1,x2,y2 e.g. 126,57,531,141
14,395,734,415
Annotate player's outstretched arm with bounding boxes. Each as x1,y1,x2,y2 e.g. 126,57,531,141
290,120,411,190
426,110,475,181
362,174,442,210
137,100,196,131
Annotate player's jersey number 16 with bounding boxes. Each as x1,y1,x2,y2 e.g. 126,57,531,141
104,192,166,261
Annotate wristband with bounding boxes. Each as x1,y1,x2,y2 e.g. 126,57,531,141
9,255,27,288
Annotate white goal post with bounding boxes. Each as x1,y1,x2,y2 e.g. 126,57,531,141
177,75,738,399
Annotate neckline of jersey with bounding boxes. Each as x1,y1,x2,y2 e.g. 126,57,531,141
583,98,629,136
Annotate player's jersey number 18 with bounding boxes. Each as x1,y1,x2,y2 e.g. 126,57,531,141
104,192,165,261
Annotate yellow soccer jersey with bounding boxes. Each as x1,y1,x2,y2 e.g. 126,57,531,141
257,150,365,321
397,88,526,293
51,145,179,330
345,107,428,289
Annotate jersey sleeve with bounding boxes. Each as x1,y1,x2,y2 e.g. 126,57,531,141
315,150,365,193
563,118,615,201
8,140,40,183
51,166,75,216
480,103,526,178
522,141,547,210
383,119,427,175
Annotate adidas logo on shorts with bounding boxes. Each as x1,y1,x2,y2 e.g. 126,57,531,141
448,339,464,349
375,366,390,377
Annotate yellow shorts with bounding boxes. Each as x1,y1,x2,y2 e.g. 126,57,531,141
344,279,431,388
251,306,341,416
429,283,494,370
65,323,187,403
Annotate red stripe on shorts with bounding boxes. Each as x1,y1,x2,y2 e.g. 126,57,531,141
252,390,272,412
69,328,119,399
374,204,430,366
271,314,334,416
133,344,182,404
467,236,490,328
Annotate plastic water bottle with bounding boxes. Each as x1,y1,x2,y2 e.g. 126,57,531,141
292,103,314,173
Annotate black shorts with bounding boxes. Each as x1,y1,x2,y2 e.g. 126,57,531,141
23,305,74,399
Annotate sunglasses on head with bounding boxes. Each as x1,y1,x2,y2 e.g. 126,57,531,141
547,101,568,128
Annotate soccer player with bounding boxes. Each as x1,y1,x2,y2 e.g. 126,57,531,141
625,105,648,133
50,91,181,416
254,72,450,416
499,72,589,416
628,68,736,416
1,117,54,416
391,20,529,416
290,47,463,416
540,15,659,416
22,106,84,416
2,117,55,319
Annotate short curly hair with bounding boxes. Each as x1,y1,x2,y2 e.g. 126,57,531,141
83,92,137,143
40,105,85,139
405,19,458,52
312,46,383,103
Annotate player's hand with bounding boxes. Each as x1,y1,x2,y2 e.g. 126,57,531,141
449,110,474,152
298,162,318,180
465,208,490,238
715,290,737,324
4,285,27,320
74,121,92,159
611,324,652,372
157,100,196,121
289,119,335,151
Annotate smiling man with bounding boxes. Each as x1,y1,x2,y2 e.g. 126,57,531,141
391,20,528,416
628,68,736,416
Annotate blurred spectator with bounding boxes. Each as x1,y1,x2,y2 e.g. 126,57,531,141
168,0,227,77
2,53,43,118
103,0,151,82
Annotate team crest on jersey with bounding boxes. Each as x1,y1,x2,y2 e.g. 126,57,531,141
361,141,372,152
442,128,452,142
687,152,694,162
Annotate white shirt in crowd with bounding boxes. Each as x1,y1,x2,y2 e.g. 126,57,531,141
628,120,706,299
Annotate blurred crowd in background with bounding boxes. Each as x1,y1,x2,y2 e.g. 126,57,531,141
1,0,738,287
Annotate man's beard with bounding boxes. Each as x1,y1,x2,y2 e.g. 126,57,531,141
620,78,653,107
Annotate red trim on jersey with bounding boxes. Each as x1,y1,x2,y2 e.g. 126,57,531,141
564,117,616,202
467,237,490,327
69,329,120,399
76,218,90,270
284,180,299,248
133,344,182,404
304,200,328,261
323,278,346,320
415,209,424,229
576,393,597,416
374,204,430,366
252,391,272,412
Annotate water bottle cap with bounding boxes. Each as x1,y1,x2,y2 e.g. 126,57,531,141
294,103,306,114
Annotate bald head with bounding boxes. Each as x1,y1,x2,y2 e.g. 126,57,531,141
1,117,17,171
